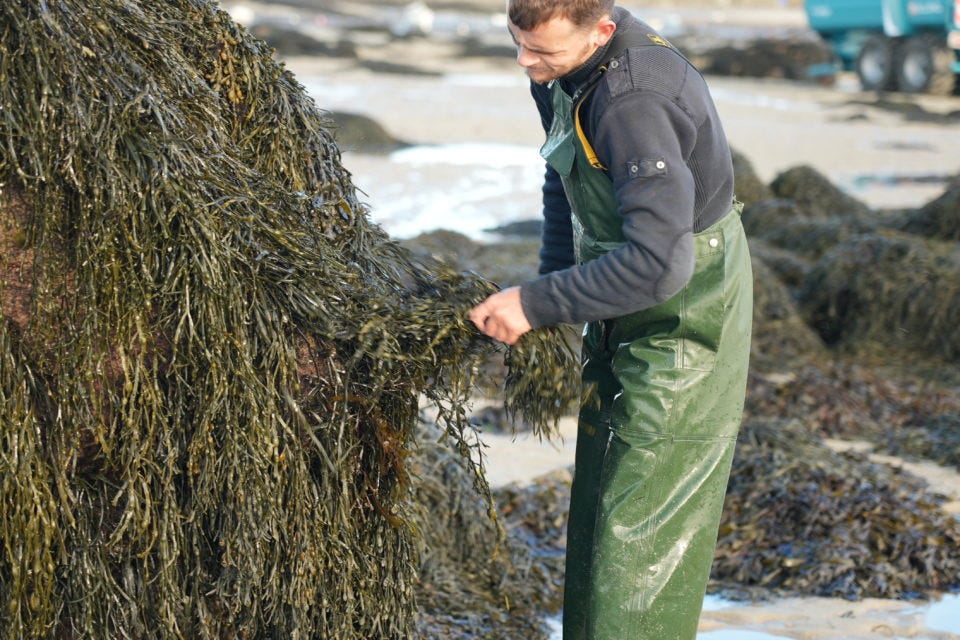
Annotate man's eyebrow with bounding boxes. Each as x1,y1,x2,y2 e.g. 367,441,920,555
507,30,562,55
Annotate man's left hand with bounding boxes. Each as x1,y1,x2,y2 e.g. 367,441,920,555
468,286,532,346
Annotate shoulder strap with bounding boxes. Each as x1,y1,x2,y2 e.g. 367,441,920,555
572,28,681,170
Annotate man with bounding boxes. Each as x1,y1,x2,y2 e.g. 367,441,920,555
468,1,753,638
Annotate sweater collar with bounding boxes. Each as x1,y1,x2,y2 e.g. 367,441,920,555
559,6,630,92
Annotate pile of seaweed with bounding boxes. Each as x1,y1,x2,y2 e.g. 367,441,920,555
739,161,960,365
714,419,960,600
411,423,567,639
0,2,580,638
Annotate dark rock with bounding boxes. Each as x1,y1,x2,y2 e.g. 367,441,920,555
326,110,409,152
250,24,358,57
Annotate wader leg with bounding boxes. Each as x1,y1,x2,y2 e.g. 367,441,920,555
562,321,619,639
562,208,752,640
586,430,738,640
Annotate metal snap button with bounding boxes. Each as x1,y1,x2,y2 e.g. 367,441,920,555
709,237,719,248
655,160,666,170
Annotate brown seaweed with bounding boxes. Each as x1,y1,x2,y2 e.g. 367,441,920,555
715,418,960,600
0,2,579,638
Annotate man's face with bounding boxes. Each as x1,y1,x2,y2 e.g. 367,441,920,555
507,16,605,84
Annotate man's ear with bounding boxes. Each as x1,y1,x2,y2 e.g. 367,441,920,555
595,18,616,47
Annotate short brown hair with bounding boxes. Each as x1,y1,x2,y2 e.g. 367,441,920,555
507,0,615,30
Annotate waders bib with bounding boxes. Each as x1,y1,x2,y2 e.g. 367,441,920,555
540,69,752,640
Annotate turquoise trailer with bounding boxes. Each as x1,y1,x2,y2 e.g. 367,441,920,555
804,0,960,93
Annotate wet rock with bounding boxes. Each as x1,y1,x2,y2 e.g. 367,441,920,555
842,98,960,124
326,110,409,152
358,58,444,76
250,24,358,57
486,218,543,239
459,35,516,59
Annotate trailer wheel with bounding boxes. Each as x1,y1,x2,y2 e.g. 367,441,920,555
894,34,958,95
856,35,896,92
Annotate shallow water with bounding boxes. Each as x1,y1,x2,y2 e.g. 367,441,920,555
342,142,543,240
697,632,792,640
921,593,960,635
546,593,960,639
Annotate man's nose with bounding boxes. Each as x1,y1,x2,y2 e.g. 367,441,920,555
516,46,538,68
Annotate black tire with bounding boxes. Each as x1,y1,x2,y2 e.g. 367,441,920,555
856,35,897,91
893,34,958,95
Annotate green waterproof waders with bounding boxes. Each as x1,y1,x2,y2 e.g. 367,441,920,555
540,78,753,640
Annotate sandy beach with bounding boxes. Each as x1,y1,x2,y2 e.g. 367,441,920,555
237,0,960,636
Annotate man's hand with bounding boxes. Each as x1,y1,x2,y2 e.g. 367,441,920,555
468,286,532,346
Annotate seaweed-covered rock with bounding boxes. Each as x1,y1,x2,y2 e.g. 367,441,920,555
692,37,835,81
749,255,825,370
403,229,541,288
748,239,811,288
327,110,409,153
895,174,960,241
798,231,960,360
741,198,807,238
757,216,876,259
403,229,484,268
771,165,872,220
0,2,579,638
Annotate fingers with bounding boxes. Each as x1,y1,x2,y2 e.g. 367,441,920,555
468,302,487,332
468,299,520,345
468,287,530,346
469,307,516,344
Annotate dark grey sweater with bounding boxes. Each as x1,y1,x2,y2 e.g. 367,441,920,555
519,7,734,329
